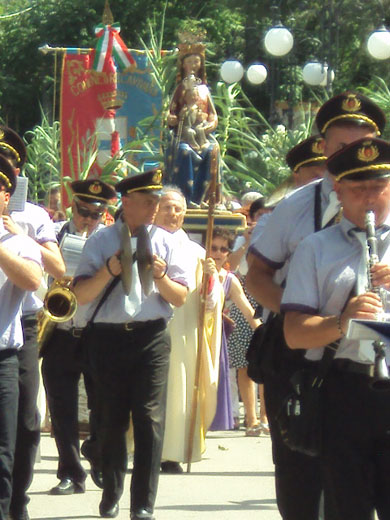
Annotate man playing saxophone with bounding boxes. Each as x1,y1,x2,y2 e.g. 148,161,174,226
282,138,390,520
41,179,116,497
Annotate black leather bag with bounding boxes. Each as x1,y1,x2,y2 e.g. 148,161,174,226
276,365,323,457
246,312,302,384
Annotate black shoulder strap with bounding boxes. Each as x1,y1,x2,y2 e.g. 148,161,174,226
88,276,120,324
314,183,322,232
57,221,71,244
87,250,137,324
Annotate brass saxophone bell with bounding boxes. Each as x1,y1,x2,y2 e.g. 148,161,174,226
37,277,78,352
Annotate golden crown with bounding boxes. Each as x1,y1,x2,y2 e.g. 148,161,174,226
97,90,127,110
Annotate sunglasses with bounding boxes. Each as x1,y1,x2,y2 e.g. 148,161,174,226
75,200,104,220
211,245,230,254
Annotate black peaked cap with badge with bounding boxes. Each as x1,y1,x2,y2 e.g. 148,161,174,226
115,168,163,196
71,179,117,206
327,137,390,182
0,126,27,168
0,154,17,195
315,91,386,136
286,135,327,172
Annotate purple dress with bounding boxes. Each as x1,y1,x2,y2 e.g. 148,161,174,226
209,272,234,431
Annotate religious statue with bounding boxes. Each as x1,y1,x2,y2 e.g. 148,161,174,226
166,38,220,208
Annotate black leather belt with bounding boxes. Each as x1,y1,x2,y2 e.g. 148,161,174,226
94,318,165,333
54,327,85,338
71,328,84,338
333,358,375,377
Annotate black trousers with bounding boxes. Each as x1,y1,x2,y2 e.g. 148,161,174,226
263,368,322,520
86,320,170,513
0,350,19,520
41,328,96,486
322,368,390,520
10,317,41,516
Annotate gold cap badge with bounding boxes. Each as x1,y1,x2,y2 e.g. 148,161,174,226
89,182,103,194
342,94,361,113
312,138,325,155
152,169,162,184
357,142,379,163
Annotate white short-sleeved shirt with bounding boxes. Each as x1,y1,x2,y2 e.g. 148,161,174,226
249,212,271,248
11,202,57,314
281,215,390,363
0,222,42,350
249,174,334,271
74,219,190,324
248,174,335,320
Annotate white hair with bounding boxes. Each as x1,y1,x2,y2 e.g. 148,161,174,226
160,185,187,211
241,191,263,206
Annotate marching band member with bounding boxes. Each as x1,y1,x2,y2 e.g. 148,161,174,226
0,156,42,520
246,92,385,520
282,137,390,520
0,126,65,520
73,170,189,520
41,179,116,496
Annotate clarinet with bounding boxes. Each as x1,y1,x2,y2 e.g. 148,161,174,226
365,210,390,388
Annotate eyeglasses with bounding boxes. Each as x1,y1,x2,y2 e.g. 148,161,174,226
75,200,104,220
211,245,230,254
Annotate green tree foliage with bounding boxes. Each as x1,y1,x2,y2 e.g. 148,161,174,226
2,0,390,201
1,0,389,134
23,110,61,203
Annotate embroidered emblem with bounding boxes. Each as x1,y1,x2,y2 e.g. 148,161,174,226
312,138,325,155
89,181,102,194
357,142,379,162
152,169,162,184
342,94,361,113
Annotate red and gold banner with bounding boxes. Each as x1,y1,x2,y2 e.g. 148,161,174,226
60,51,118,206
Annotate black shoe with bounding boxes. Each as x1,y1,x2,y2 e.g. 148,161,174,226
8,510,29,520
160,460,183,474
91,466,104,489
50,478,85,495
130,509,155,520
99,499,119,518
81,442,103,489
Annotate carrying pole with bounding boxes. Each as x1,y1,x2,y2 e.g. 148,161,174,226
186,152,218,472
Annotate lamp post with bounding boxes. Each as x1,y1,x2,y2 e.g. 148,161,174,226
219,2,338,128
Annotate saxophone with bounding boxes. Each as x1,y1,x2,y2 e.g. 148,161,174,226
365,210,390,388
37,277,78,351
37,225,87,351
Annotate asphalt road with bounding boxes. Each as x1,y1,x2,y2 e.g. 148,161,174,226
28,428,281,520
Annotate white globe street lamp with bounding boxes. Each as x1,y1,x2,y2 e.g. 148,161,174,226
264,26,294,57
246,64,268,85
302,62,335,87
367,27,390,60
220,60,244,83
302,62,325,85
